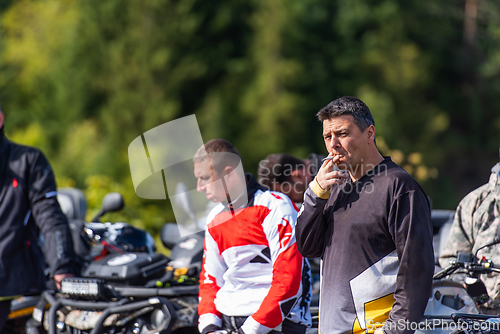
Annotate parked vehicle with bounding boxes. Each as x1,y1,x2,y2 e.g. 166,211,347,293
413,222,500,334
27,189,200,334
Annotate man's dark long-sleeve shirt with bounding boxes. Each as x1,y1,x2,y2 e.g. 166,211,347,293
296,157,434,334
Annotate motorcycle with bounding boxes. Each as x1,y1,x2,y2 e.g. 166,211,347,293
413,222,500,334
27,189,200,334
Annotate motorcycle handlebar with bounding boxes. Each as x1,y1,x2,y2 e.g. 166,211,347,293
433,263,460,280
433,261,500,280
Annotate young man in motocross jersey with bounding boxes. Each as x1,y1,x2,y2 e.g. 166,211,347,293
193,139,311,334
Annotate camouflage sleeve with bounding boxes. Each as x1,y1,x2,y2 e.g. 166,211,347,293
438,190,482,268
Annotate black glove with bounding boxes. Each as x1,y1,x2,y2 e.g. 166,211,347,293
202,324,223,334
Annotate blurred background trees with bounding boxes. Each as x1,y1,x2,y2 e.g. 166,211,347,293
1,0,500,246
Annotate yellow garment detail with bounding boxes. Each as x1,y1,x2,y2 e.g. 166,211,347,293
310,178,331,199
352,293,395,334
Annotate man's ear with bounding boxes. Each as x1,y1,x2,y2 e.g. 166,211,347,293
0,112,4,129
366,125,375,143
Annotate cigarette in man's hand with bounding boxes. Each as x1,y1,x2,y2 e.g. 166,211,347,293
322,155,336,162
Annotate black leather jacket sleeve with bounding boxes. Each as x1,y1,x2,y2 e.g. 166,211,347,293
27,149,78,276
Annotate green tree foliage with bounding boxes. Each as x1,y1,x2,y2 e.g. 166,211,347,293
1,0,500,247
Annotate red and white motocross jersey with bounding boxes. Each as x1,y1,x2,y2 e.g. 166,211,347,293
198,175,311,334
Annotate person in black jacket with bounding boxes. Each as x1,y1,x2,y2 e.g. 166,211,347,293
0,106,78,330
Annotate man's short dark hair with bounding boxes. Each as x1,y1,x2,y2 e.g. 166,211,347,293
258,153,305,189
316,96,375,132
193,138,242,175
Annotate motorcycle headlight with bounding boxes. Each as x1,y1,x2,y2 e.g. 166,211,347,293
60,278,103,299
150,307,172,330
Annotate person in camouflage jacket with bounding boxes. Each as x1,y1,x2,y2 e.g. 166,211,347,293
439,152,500,313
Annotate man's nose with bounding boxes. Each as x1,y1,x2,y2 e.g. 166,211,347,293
196,180,204,193
329,135,340,148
